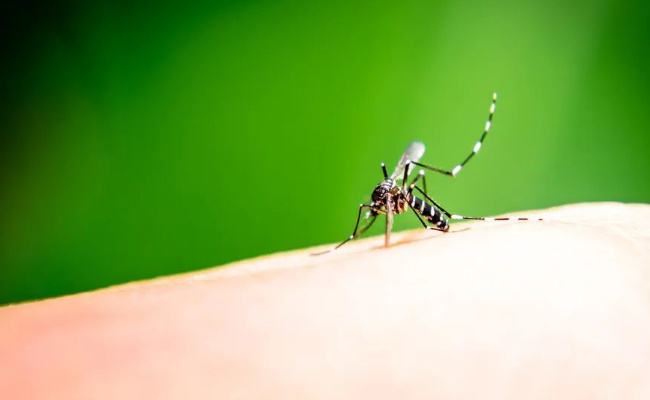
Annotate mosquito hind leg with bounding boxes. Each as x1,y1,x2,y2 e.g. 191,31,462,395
411,185,543,223
411,92,497,178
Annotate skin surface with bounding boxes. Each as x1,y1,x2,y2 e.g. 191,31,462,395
1,202,650,399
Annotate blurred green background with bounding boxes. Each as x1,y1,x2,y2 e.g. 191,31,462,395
1,0,649,305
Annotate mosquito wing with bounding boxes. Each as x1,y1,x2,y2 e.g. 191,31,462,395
391,141,426,180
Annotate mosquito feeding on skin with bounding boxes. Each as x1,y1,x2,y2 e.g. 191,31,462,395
313,93,542,255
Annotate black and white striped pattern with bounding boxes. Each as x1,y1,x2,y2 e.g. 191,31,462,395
409,195,449,231
412,92,497,177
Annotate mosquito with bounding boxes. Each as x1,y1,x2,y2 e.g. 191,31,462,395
313,92,542,255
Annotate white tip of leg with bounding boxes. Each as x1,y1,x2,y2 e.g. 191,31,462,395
484,120,491,131
419,169,425,176
452,165,461,176
381,162,385,167
349,235,354,239
473,141,482,153
493,92,498,101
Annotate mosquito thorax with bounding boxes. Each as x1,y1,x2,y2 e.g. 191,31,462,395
371,179,395,203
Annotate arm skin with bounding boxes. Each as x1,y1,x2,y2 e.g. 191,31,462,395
1,202,650,400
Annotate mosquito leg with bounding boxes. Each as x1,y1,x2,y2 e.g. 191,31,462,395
407,170,427,196
311,204,375,255
422,171,427,195
410,207,447,232
411,185,483,220
411,185,543,223
411,92,497,177
402,162,412,191
358,213,377,235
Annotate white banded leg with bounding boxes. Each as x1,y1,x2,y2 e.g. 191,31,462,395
411,185,543,223
412,92,497,177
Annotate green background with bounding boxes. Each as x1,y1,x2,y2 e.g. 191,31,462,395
1,0,649,305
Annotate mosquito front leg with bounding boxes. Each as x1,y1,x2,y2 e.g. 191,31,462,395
311,204,376,255
358,213,377,236
411,92,497,178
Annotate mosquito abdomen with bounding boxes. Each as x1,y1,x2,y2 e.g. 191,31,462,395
410,196,449,231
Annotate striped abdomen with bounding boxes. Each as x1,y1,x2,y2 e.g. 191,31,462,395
410,196,449,231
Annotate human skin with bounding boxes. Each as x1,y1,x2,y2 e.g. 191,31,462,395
1,202,650,400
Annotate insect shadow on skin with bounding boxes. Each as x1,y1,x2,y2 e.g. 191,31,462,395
313,92,543,256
